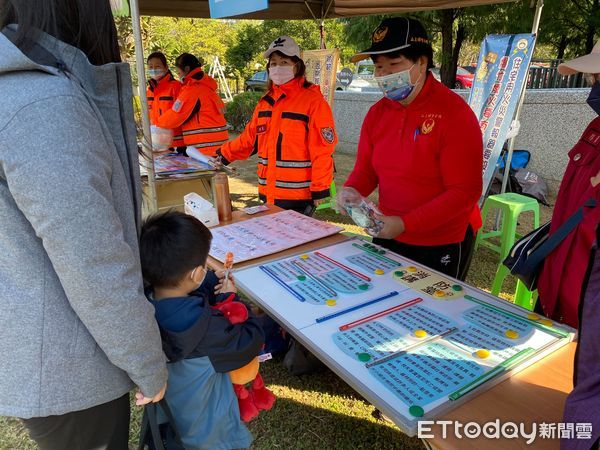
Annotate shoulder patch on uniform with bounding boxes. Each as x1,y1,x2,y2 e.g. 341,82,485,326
321,127,335,144
257,124,267,134
173,99,183,112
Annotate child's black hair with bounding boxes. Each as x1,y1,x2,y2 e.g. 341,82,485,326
140,211,213,288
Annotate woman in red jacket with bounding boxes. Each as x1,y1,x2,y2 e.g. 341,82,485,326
146,52,184,148
216,36,336,215
537,42,600,329
339,18,483,280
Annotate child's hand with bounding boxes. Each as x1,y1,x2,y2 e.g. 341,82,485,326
215,272,237,294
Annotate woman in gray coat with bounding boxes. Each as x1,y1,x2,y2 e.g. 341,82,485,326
0,1,167,448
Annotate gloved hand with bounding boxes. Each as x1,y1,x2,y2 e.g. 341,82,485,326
335,186,362,215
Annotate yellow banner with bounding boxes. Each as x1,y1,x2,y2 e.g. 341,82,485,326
302,49,340,107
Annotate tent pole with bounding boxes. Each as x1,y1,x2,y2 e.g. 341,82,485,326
130,0,158,213
500,0,544,194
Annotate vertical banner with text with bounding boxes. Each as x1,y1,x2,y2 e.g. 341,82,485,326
468,34,536,199
302,49,340,107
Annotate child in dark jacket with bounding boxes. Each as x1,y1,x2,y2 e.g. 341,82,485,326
139,211,268,450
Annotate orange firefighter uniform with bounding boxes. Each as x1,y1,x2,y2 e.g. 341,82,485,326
217,77,336,207
147,72,184,147
156,67,229,157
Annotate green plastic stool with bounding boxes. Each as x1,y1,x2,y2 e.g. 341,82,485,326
475,193,540,260
491,264,538,311
477,193,540,310
316,180,338,212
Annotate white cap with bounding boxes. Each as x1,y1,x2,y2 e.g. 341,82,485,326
263,36,301,59
558,40,600,75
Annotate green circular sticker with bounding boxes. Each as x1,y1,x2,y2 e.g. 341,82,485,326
409,405,424,417
297,275,306,281
357,352,371,362
452,284,463,291
394,270,405,277
358,284,369,290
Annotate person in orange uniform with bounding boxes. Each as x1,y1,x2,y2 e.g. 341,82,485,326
146,52,184,149
156,53,228,157
216,36,336,215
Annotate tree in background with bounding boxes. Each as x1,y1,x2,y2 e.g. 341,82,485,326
115,2,599,93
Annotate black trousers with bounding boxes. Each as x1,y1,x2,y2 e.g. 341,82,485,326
374,226,476,281
22,393,130,450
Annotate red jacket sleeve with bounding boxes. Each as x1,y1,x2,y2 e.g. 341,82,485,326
401,104,483,234
344,107,379,197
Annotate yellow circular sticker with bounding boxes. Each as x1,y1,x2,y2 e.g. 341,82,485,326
505,329,519,339
476,349,490,359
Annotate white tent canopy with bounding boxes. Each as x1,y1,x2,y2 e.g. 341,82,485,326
131,0,536,212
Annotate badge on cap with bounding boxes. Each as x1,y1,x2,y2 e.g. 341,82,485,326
372,26,388,43
421,119,435,135
173,99,183,113
321,127,335,144
273,37,286,48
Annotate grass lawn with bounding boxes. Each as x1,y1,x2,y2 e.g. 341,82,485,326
0,152,554,449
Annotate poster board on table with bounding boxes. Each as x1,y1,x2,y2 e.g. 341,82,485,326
303,49,340,106
467,34,536,202
208,210,342,264
233,238,575,436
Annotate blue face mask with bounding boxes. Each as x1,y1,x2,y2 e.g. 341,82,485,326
587,81,600,116
375,64,416,101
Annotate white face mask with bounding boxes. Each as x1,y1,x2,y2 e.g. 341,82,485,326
148,69,166,81
269,65,295,86
375,64,417,101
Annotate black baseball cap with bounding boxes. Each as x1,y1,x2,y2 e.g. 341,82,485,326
351,17,431,63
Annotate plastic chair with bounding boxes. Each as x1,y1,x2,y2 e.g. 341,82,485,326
476,193,540,310
475,193,540,259
491,265,538,311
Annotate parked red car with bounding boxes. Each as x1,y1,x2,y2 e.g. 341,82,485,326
455,67,474,89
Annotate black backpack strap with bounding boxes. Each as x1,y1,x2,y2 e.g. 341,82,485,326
527,198,597,268
158,399,185,448
138,403,165,450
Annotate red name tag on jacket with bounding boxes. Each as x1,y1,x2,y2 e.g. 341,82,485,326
257,124,267,134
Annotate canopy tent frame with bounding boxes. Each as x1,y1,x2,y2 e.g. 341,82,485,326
128,0,544,213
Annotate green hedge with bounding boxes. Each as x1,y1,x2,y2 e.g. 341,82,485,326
225,91,263,133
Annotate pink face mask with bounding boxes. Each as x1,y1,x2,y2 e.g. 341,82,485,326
269,65,295,86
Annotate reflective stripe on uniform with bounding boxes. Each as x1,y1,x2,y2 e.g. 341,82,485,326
258,177,267,185
275,180,311,189
276,160,311,168
258,157,268,165
258,111,272,118
182,125,230,135
193,139,228,148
